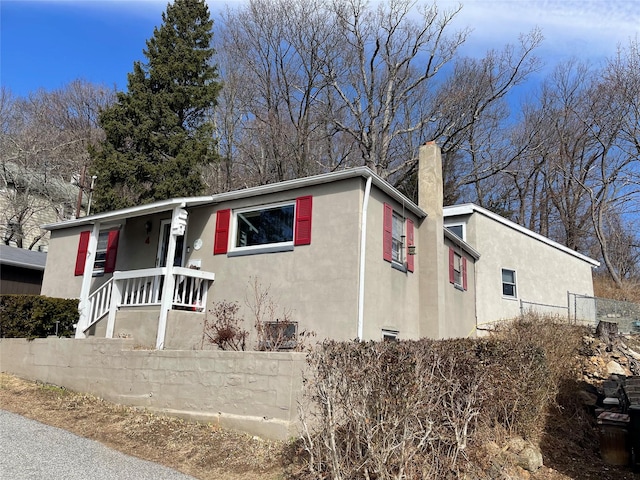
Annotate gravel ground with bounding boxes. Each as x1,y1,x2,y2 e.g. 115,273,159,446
0,410,197,480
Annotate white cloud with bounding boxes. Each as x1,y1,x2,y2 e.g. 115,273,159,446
440,0,639,62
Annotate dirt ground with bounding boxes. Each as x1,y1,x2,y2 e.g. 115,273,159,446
1,372,638,480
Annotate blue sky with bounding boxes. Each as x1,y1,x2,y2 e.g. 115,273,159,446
1,0,638,97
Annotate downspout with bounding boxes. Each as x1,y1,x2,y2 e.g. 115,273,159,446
357,174,372,340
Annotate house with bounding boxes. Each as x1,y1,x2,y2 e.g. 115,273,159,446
39,143,595,349
443,203,599,329
0,244,47,294
1,161,81,252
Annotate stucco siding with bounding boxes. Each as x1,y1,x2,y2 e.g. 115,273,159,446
189,179,364,345
362,188,422,340
442,238,477,338
471,213,595,326
41,226,86,298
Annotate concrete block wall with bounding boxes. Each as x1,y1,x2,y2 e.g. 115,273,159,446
0,338,307,440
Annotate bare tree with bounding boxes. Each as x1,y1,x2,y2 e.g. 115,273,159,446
0,81,114,249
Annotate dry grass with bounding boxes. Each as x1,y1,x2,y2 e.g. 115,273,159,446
0,373,302,480
593,275,640,303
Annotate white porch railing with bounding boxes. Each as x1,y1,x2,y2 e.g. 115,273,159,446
84,267,215,333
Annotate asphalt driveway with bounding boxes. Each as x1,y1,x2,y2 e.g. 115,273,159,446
0,410,197,479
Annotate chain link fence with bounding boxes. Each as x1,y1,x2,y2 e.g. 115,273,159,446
569,292,640,333
518,293,640,334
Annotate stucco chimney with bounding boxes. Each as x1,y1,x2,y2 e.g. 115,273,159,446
418,142,446,338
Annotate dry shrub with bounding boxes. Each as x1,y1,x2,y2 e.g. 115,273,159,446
299,314,588,479
203,301,248,351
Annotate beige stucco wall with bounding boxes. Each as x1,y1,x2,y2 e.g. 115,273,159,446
0,338,306,440
186,179,364,346
442,238,477,339
461,212,595,327
41,226,87,298
361,188,422,340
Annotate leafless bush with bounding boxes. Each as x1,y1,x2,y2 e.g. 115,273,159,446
299,339,487,479
298,315,586,479
246,276,315,351
202,301,248,351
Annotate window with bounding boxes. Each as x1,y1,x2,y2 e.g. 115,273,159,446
391,212,404,263
236,203,294,248
502,269,517,298
453,252,462,286
382,329,399,341
74,228,120,276
445,223,465,240
214,196,312,255
383,203,415,272
448,248,467,290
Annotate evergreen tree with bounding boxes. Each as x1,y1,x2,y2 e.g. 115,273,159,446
90,0,220,212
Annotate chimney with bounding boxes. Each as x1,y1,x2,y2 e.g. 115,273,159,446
417,142,446,338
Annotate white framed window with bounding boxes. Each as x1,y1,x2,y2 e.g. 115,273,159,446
232,201,295,251
391,212,404,263
383,203,415,272
502,269,517,298
453,252,463,287
445,222,466,241
93,230,110,274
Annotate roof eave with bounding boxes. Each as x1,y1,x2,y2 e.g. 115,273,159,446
444,203,600,267
43,168,427,231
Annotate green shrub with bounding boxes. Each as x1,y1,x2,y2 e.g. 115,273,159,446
0,295,79,339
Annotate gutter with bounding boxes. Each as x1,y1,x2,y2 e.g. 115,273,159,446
357,174,373,340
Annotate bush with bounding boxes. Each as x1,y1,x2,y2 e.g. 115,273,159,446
0,295,79,339
298,314,587,479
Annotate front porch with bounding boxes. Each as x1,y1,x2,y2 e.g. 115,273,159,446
83,266,215,348
68,200,218,349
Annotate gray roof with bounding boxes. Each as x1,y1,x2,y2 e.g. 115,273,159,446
0,245,47,270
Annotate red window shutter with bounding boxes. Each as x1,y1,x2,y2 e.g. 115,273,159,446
294,196,313,246
383,203,393,262
104,230,120,274
462,256,468,290
406,219,415,272
213,209,231,255
74,230,91,276
448,247,455,284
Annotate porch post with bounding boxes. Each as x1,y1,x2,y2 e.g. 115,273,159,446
155,205,187,349
76,222,100,338
105,275,121,338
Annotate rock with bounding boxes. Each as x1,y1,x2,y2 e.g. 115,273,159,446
606,360,628,376
515,445,544,472
506,436,527,454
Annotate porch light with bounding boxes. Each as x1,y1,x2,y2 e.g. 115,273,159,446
145,221,153,234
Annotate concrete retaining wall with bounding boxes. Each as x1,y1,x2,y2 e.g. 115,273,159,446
0,338,307,440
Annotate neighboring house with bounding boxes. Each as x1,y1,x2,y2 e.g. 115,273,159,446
39,143,595,349
443,204,599,329
0,244,47,294
1,161,81,252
